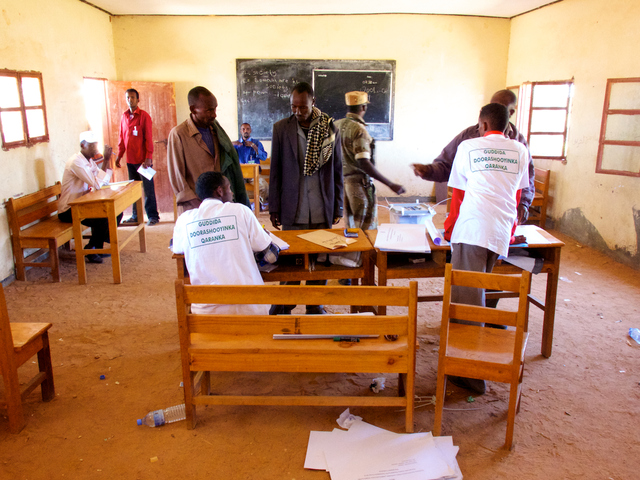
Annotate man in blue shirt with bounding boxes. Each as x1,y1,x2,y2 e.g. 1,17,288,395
233,123,269,210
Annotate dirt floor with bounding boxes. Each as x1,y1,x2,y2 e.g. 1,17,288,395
0,207,639,480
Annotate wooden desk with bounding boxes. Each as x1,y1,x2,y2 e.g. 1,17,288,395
174,228,375,286
240,163,260,217
69,181,146,284
366,225,564,358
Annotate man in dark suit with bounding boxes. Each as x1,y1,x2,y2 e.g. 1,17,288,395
268,81,343,315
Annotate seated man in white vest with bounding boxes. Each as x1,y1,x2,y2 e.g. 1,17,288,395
172,171,279,315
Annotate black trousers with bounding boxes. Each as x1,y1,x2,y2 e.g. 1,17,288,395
59,208,122,249
126,162,160,221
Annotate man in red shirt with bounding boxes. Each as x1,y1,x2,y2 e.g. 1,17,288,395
115,88,160,226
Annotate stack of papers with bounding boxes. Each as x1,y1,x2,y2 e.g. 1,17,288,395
268,231,290,251
305,418,462,480
375,224,430,253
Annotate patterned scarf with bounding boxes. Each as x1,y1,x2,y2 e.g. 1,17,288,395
303,107,336,176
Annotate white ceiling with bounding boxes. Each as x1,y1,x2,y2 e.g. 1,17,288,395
85,0,561,19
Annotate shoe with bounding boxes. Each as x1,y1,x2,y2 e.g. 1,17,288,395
122,217,138,225
86,253,103,264
269,305,293,315
338,279,352,286
305,306,327,315
147,218,159,226
99,253,111,258
486,323,507,330
448,376,486,395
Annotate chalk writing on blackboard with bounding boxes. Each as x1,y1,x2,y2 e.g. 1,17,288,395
236,59,395,140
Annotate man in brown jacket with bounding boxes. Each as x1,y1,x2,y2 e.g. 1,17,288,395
168,86,248,214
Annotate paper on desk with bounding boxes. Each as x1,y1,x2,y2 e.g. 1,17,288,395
268,231,290,251
425,217,449,246
515,224,550,245
137,165,156,180
297,230,357,250
375,223,430,253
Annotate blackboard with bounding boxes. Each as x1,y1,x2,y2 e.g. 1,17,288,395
236,59,395,141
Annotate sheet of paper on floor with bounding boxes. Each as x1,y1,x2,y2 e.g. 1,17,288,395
375,223,430,253
305,419,461,480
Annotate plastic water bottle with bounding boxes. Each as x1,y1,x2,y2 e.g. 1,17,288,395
629,328,640,345
137,404,186,427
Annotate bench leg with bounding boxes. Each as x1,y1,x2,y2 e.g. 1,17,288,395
38,331,55,402
49,239,61,282
14,249,27,281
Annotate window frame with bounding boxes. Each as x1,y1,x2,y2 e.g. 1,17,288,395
596,77,640,177
0,69,50,150
513,80,573,163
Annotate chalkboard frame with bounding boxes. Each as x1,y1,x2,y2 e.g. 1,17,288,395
236,59,396,141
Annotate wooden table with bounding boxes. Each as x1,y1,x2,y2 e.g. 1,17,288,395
366,225,564,358
174,228,375,286
240,163,260,217
69,181,146,284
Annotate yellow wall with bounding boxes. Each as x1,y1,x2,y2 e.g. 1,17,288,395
111,14,510,195
508,0,640,265
0,0,116,279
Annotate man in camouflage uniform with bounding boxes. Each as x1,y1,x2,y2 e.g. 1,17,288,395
335,91,405,232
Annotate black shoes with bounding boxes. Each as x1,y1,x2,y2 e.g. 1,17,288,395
305,306,327,315
122,217,138,225
147,218,159,226
448,376,487,395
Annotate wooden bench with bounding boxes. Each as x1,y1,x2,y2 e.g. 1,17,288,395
528,167,551,229
6,182,74,282
175,281,418,432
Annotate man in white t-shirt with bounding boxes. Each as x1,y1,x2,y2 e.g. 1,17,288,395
172,171,279,315
444,103,529,394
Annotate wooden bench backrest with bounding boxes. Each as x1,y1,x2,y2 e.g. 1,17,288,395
176,283,417,337
6,182,62,232
534,167,550,198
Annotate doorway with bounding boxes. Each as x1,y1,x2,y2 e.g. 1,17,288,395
82,78,177,214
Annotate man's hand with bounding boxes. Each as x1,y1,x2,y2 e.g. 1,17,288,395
411,163,433,180
332,215,342,225
270,212,281,230
389,183,406,195
244,140,259,154
232,140,241,147
517,204,529,224
511,234,527,245
103,145,113,162
143,158,153,168
115,156,122,168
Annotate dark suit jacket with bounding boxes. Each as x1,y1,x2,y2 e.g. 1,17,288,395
268,115,343,227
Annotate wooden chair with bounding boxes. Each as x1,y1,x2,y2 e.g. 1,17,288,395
240,163,260,217
6,182,75,282
0,284,55,433
175,281,418,432
528,167,550,229
433,264,531,450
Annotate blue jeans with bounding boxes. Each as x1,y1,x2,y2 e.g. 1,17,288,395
126,163,160,221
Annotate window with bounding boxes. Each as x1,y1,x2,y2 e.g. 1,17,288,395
0,70,49,150
514,80,574,162
596,78,640,177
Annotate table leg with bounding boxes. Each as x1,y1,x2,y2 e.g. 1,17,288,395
541,247,561,357
378,251,388,315
136,197,147,253
71,206,87,285
107,204,122,284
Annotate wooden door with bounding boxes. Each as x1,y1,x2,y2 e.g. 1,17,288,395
106,81,177,214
